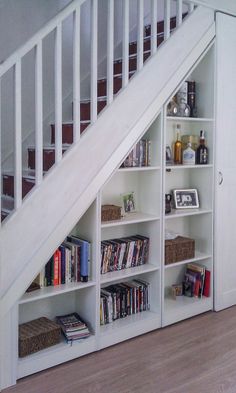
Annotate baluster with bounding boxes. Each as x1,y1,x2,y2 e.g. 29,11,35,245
73,7,80,141
122,0,129,88
14,60,22,209
137,0,144,71
151,0,157,55
107,0,114,105
164,0,170,41
55,22,62,164
35,41,43,186
188,2,194,13
0,78,1,224
176,0,183,27
91,0,98,125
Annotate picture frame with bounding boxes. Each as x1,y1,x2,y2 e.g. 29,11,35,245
121,192,136,214
173,189,199,209
166,145,173,165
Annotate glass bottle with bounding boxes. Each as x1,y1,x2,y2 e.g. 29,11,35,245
182,142,196,165
167,95,179,117
174,124,182,165
196,130,208,164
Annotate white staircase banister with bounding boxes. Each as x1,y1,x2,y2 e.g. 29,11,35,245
164,0,171,41
187,0,236,16
122,0,129,88
177,0,183,27
151,0,157,56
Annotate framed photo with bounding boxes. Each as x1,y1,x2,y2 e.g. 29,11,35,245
166,145,173,165
121,192,136,214
173,189,199,209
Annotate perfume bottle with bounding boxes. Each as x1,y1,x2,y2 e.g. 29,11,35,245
182,142,195,165
167,95,179,117
174,124,182,165
196,130,208,164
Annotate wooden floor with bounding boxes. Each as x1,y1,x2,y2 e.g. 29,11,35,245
4,307,236,393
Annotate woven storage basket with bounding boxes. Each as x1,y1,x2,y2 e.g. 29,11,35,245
165,236,195,265
19,317,61,357
101,204,121,222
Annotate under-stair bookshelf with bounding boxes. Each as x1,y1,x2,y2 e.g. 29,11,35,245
17,43,215,380
162,43,214,326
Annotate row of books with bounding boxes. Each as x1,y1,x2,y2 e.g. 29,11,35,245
183,262,210,298
101,235,149,274
56,312,90,343
100,279,150,325
37,235,91,287
120,139,151,168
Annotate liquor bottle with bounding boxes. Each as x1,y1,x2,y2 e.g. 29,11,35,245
167,95,178,116
174,124,182,164
196,130,208,164
188,80,197,117
182,142,195,165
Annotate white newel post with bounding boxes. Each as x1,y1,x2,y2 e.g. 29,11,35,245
0,304,18,390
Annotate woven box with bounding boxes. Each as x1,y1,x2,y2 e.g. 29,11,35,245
165,236,195,265
19,317,61,357
101,204,121,222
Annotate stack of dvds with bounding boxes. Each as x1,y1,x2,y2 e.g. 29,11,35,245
56,312,90,343
100,279,150,325
101,235,149,274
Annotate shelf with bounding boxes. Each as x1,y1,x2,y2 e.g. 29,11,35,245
166,164,213,170
163,296,212,326
19,281,96,304
99,311,161,349
18,334,96,379
166,116,214,122
100,263,159,285
101,212,160,228
117,166,160,172
164,251,212,269
165,208,212,219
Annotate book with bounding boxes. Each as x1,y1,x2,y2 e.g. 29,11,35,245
56,312,90,343
203,270,211,297
67,235,91,282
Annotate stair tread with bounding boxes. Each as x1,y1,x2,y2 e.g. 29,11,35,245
28,144,71,150
3,169,36,179
1,195,14,212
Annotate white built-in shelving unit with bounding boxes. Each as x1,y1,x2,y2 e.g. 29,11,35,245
162,43,215,327
17,43,215,380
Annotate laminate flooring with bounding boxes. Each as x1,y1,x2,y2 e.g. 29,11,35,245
4,308,236,393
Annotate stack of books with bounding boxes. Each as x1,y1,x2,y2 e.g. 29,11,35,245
183,262,210,298
56,312,90,343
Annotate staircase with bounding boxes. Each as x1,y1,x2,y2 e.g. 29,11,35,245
0,1,217,389
1,12,186,222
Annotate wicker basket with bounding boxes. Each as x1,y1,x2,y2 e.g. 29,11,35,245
101,204,121,222
19,317,61,357
165,236,195,265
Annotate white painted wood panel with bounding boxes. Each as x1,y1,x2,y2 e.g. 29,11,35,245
214,13,236,311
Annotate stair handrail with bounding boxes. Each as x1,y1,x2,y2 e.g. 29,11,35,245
0,0,197,225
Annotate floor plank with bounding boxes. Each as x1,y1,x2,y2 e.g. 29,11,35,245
4,308,236,393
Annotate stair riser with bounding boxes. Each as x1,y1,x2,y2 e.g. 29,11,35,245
98,77,123,97
51,122,89,144
114,52,151,74
80,100,107,121
2,175,35,199
28,149,66,172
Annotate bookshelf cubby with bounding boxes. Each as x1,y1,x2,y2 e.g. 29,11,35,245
17,44,215,380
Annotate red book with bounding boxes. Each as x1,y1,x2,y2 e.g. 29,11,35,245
53,250,60,286
203,270,211,297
